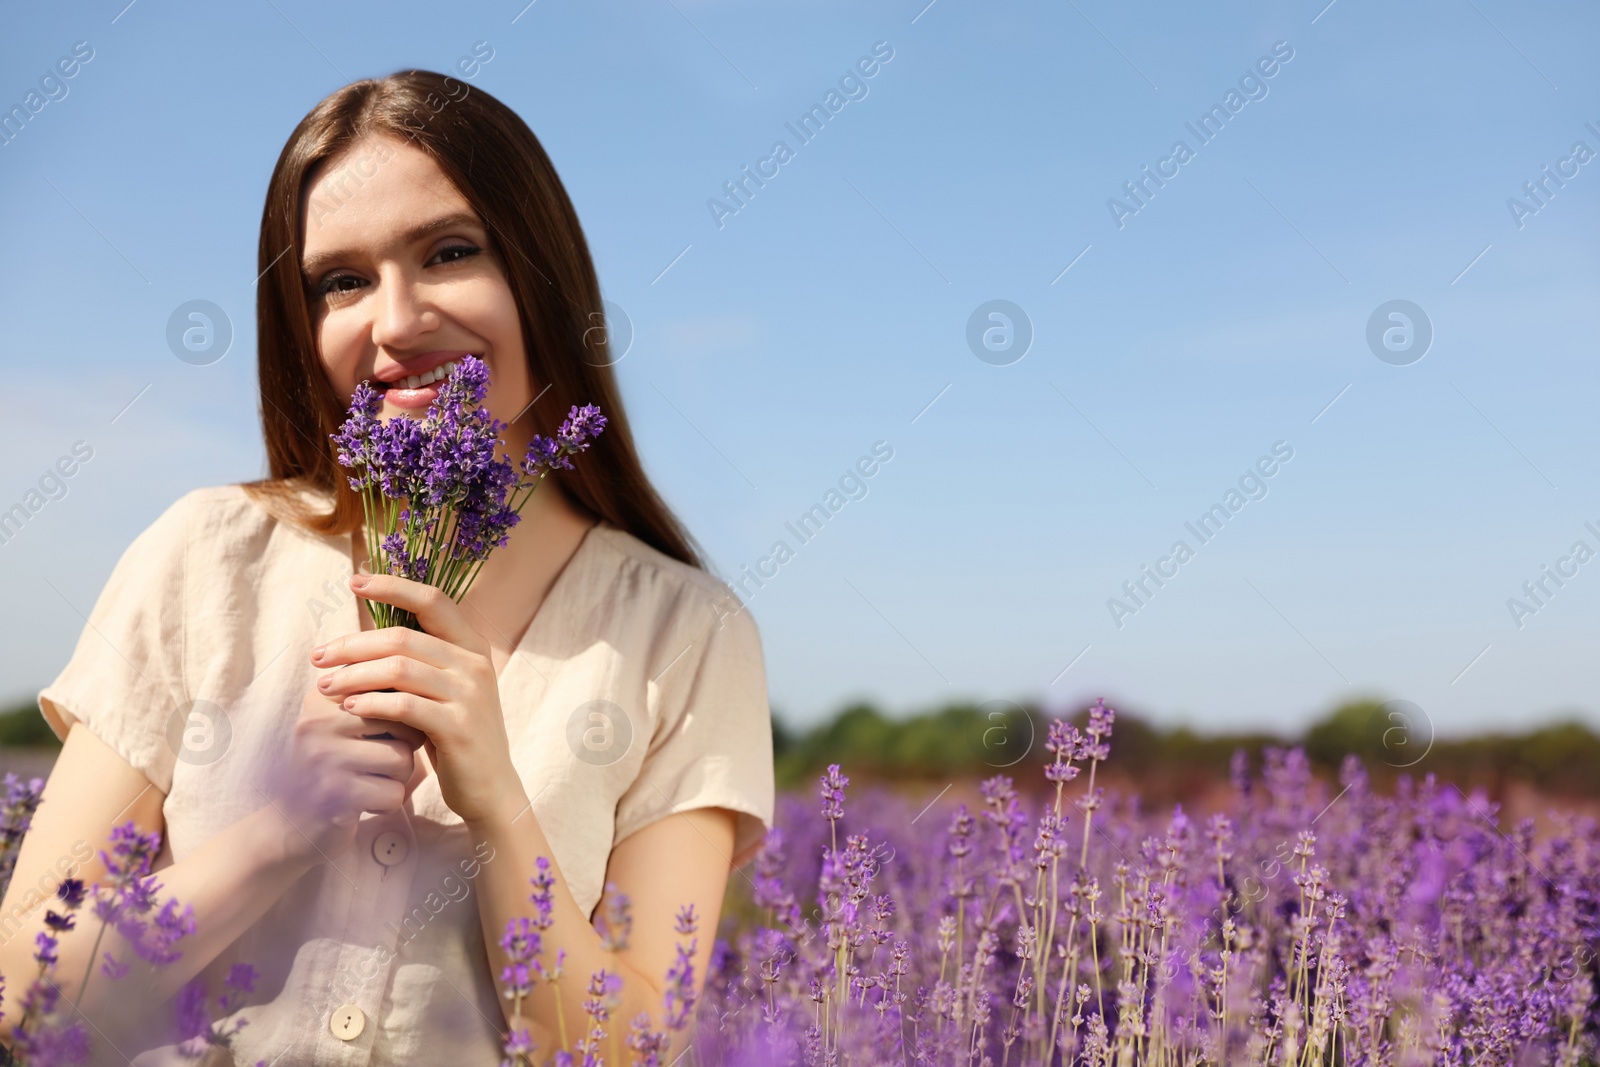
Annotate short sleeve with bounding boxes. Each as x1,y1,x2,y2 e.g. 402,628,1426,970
612,600,775,870
36,491,193,795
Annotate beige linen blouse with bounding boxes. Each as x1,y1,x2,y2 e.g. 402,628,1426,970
36,482,774,1065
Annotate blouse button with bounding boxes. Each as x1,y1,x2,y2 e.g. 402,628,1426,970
372,830,409,866
329,1004,366,1040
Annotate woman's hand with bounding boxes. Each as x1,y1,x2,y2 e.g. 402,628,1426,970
271,683,425,861
308,573,527,828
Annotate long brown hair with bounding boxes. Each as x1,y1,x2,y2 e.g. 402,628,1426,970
241,68,704,569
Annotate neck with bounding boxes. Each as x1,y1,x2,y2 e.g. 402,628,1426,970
485,475,595,584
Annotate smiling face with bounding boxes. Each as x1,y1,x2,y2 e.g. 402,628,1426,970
299,133,535,438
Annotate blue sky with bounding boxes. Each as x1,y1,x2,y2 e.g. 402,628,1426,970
2,0,1597,739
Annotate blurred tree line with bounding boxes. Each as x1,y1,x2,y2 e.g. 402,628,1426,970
768,697,1600,801
3,695,1597,800
0,701,58,748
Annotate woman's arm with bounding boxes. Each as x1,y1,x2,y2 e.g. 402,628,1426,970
467,798,736,1061
0,724,323,1044
0,673,423,1048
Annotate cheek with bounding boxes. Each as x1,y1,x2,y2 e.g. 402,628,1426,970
471,283,531,414
485,362,532,430
316,315,367,400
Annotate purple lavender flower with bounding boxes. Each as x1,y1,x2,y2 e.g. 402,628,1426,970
559,404,606,448
522,404,608,480
626,1012,667,1066
0,773,45,895
574,969,619,1065
33,930,58,969
373,413,425,500
499,916,541,999
9,841,90,1063
169,958,262,1059
56,878,86,909
592,881,632,952
173,982,209,1058
329,381,384,492
529,856,556,932
500,1026,536,1067
78,820,196,1007
9,1018,90,1066
820,765,848,825
662,905,700,1032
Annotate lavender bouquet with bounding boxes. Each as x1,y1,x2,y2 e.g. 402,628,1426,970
330,356,605,632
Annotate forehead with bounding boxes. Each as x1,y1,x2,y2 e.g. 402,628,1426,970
300,135,477,258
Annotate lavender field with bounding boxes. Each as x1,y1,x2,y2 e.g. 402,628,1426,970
3,701,1597,1065
684,701,1598,1066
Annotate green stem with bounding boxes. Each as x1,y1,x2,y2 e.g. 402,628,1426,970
70,912,111,1028
361,483,386,628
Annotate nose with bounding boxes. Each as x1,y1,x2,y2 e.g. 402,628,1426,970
368,264,439,352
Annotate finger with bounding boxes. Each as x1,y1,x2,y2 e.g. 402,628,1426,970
354,717,428,750
318,655,452,702
338,735,416,782
347,574,487,654
340,689,442,736
311,624,457,672
348,775,406,816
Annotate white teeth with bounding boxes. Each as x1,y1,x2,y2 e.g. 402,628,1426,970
388,361,456,391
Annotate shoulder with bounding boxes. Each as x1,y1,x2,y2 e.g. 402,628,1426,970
144,482,275,529
113,484,238,561
170,480,331,541
125,482,321,580
180,481,322,529
586,522,762,649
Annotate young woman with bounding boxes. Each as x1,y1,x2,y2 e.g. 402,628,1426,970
0,69,773,1064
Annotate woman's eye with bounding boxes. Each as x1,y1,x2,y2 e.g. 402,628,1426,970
318,274,364,298
431,243,482,265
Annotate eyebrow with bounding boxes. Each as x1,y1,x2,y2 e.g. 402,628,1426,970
300,210,486,281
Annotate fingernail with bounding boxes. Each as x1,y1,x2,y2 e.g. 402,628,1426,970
342,697,355,710
318,677,332,691
351,574,369,590
312,646,325,663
